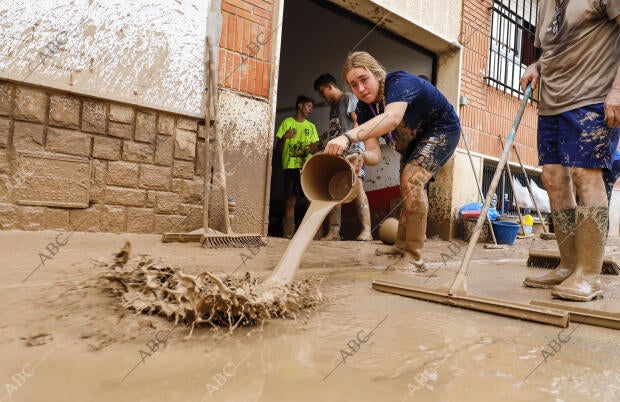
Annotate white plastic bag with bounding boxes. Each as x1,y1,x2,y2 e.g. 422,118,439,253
529,179,551,213
511,177,534,209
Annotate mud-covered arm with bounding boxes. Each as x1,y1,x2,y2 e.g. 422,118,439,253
361,137,382,166
324,102,407,156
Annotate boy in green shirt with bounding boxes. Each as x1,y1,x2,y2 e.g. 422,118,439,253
275,95,319,238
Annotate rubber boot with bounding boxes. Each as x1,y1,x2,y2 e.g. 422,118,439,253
523,209,576,288
282,216,295,239
387,210,426,272
321,205,341,241
356,201,373,241
551,207,607,301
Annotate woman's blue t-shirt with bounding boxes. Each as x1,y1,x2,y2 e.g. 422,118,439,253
356,71,460,151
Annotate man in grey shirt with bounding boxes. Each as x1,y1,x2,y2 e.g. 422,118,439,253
314,73,372,241
520,0,620,301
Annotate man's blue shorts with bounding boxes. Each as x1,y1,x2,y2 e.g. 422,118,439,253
537,103,620,169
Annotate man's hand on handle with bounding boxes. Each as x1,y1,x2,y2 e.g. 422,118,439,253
520,62,540,93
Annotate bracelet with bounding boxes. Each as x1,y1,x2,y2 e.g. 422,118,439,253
342,133,353,147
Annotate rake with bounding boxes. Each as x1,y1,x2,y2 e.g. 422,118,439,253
200,37,265,249
162,30,264,248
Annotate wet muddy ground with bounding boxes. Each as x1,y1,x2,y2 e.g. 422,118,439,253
0,230,618,401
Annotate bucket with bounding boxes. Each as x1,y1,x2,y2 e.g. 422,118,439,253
521,214,533,236
492,221,520,245
300,153,359,204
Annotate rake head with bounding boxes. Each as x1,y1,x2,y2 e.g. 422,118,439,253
526,254,560,269
527,250,619,275
201,234,267,249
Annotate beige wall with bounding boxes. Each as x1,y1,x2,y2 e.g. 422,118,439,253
611,190,620,237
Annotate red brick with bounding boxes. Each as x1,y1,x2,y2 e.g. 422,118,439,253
225,0,252,12
218,49,226,86
225,52,234,88
253,6,272,19
262,27,272,61
233,53,241,90
255,61,263,96
261,61,270,97
235,16,243,53
221,2,237,15
248,58,256,94
238,8,266,25
245,0,272,12
243,19,251,56
227,14,235,50
220,12,229,48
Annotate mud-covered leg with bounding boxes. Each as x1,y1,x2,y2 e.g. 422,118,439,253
387,164,433,272
355,179,373,241
551,167,609,301
320,205,342,241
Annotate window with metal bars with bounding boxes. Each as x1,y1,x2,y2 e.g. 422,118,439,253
486,0,541,98
481,162,545,216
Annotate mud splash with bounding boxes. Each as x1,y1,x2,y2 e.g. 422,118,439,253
101,242,324,336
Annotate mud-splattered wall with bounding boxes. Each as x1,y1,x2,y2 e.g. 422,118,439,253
206,90,272,234
0,0,209,117
0,0,276,235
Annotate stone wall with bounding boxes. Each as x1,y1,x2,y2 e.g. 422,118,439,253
0,81,208,233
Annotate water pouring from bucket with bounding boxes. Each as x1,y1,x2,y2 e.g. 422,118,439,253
265,153,358,285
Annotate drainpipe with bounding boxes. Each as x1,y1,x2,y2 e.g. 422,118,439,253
261,0,285,236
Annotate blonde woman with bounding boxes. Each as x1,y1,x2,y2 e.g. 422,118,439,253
325,51,461,271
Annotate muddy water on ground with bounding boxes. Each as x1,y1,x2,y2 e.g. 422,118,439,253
0,231,619,401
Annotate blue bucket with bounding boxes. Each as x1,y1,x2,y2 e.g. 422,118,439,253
492,221,520,245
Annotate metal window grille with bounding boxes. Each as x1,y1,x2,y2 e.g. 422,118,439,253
486,0,541,99
481,162,545,216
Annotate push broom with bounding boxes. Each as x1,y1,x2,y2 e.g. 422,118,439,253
373,84,570,327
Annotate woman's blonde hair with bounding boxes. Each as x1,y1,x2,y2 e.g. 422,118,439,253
343,51,387,100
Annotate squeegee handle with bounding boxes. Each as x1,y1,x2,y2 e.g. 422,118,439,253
448,84,532,296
